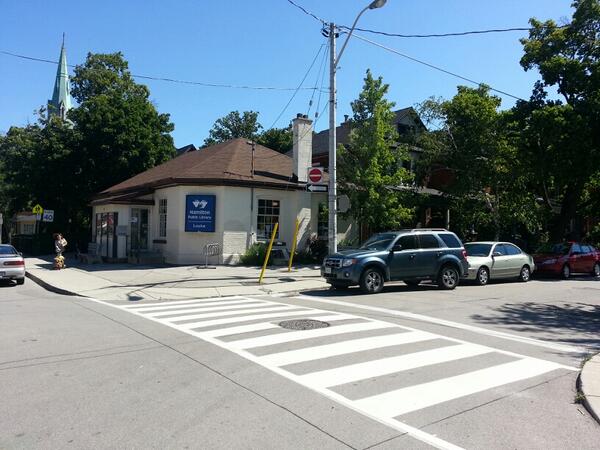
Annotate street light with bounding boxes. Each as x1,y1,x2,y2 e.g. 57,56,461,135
328,0,387,254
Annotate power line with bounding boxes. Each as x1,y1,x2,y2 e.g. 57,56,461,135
307,42,329,117
338,24,569,39
286,0,326,25
349,33,526,101
266,41,326,130
0,50,324,92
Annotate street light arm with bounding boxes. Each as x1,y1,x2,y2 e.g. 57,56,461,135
334,5,370,69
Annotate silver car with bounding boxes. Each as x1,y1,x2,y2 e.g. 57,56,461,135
464,241,535,285
0,244,26,285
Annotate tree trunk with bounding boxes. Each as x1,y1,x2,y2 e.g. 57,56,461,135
550,183,582,242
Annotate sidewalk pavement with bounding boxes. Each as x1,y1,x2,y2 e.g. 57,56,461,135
580,354,600,424
25,255,329,301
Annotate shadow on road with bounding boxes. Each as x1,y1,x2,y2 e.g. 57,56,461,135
471,301,600,348
0,280,17,288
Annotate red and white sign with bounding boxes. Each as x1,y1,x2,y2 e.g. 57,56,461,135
308,167,324,184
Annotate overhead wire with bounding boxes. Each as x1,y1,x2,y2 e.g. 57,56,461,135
0,50,324,92
265,40,326,130
349,32,526,101
307,41,329,117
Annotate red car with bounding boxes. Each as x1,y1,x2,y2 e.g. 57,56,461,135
533,242,600,279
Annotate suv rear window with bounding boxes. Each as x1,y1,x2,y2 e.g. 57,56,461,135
438,233,461,248
419,234,440,249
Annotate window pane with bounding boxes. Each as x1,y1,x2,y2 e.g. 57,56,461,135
506,244,521,255
494,244,508,256
439,233,461,248
418,234,439,249
398,235,418,250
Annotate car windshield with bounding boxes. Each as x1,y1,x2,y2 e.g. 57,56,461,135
359,234,396,251
464,243,492,257
0,246,18,257
536,243,570,255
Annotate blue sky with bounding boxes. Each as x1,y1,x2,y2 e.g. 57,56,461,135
1,0,574,148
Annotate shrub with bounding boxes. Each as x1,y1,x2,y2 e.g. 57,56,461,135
239,243,270,266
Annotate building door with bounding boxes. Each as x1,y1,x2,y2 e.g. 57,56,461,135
131,208,149,252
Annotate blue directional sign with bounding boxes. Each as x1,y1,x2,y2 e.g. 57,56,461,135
185,195,216,232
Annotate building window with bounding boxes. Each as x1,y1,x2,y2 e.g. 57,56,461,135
257,199,280,239
158,199,167,238
22,223,35,235
318,203,328,239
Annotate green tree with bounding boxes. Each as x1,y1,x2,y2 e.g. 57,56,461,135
338,70,413,234
70,52,175,195
517,0,600,240
203,110,262,146
416,86,541,240
257,125,293,154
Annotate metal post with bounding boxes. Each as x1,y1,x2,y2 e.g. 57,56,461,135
259,222,279,284
287,218,300,272
328,22,338,255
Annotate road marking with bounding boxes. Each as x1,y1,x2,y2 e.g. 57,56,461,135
123,296,244,308
199,314,356,338
160,305,294,323
228,321,392,350
146,302,276,318
261,330,434,367
354,358,560,418
86,295,575,450
128,298,260,312
295,295,585,354
174,309,321,330
300,343,492,389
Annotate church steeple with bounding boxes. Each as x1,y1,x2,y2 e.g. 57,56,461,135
48,34,72,120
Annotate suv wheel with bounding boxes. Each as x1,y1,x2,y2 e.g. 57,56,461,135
360,267,384,294
592,263,600,278
438,265,459,290
562,264,571,280
475,267,489,286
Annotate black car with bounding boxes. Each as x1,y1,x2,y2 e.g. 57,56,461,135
322,229,469,294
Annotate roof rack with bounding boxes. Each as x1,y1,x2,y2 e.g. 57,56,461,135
409,228,448,232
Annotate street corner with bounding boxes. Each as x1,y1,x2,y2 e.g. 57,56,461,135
579,353,600,424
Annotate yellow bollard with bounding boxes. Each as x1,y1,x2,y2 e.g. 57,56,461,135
287,218,300,272
259,222,279,284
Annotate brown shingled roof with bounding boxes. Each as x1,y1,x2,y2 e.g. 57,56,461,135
95,138,307,201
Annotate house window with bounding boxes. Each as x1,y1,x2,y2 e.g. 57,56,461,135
22,223,34,235
158,199,167,238
257,199,280,239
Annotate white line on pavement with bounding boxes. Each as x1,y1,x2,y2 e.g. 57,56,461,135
295,295,585,354
128,299,261,312
146,302,276,318
123,296,244,308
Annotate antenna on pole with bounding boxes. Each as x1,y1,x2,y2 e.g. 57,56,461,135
62,32,65,47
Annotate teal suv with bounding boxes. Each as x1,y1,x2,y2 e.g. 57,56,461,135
322,229,469,294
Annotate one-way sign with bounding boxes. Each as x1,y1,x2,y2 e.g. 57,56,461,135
307,184,328,193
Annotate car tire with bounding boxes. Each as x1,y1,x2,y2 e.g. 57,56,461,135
404,280,420,287
438,265,459,290
561,264,571,280
475,267,489,286
519,265,531,282
330,282,350,290
592,263,600,278
360,267,384,294
16,278,25,285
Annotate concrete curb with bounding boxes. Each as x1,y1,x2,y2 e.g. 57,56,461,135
578,353,600,425
26,271,84,297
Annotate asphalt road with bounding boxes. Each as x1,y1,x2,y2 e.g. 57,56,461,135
1,277,599,449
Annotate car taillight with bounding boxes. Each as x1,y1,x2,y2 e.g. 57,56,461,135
462,249,467,259
3,260,24,266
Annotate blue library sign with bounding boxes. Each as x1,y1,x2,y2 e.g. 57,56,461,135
185,194,216,232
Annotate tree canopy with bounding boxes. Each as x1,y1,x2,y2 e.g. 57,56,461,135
338,70,413,233
203,110,262,147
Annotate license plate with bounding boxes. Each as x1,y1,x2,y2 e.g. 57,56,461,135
324,267,332,274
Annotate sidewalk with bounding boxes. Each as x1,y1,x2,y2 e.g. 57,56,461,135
25,255,329,301
580,354,600,424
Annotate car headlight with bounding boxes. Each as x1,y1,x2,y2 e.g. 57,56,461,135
342,258,357,267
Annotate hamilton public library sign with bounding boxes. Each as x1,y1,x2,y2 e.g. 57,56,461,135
185,194,216,232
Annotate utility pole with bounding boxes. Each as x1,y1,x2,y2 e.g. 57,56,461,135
328,22,337,254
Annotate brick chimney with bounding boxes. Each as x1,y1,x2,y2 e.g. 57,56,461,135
292,113,313,182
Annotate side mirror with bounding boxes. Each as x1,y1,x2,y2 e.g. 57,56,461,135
392,244,403,252
492,252,502,257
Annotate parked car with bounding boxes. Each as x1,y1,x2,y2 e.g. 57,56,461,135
533,242,600,279
0,244,26,285
321,229,469,294
464,242,534,286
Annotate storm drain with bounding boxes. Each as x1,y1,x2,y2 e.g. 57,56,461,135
278,319,330,330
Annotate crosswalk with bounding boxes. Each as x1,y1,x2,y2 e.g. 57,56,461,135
112,295,576,450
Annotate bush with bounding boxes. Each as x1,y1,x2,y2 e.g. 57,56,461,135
239,243,270,266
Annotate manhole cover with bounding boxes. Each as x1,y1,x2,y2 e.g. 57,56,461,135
278,319,330,330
